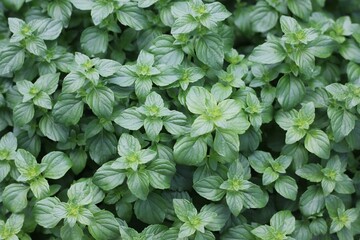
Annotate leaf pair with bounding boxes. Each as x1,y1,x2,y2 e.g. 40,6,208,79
276,102,330,159
93,133,176,200
248,151,297,200
115,92,188,140
3,149,72,212
194,159,268,216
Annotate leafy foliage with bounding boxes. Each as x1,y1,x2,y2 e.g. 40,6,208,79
0,0,360,239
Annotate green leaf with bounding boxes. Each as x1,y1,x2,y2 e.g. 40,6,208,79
95,59,121,77
30,176,50,198
211,83,232,102
47,0,73,27
173,198,197,222
206,2,231,22
218,99,242,119
16,132,41,157
299,186,325,216
41,151,72,179
249,41,286,64
174,136,207,166
286,127,307,144
325,83,348,101
147,158,176,189
163,111,189,135
276,75,305,110
117,133,141,156
117,4,148,30
304,129,330,159
191,115,214,137
91,1,114,25
70,0,94,10
309,218,327,236
270,210,295,234
149,35,184,65
33,18,63,40
280,16,301,34
274,176,298,200
250,1,278,32
251,225,273,239
33,92,52,109
296,163,323,182
152,65,179,87
93,162,126,191
0,162,11,182
15,149,39,179
248,151,272,173
80,26,108,55
69,149,87,175
4,213,24,235
127,170,150,200
115,107,144,130
109,65,137,87
347,62,360,84
213,130,239,158
321,178,336,195
225,192,243,216
241,184,269,209
67,179,104,205
298,102,315,123
60,223,84,239
289,46,315,71
0,132,17,157
8,17,25,36
287,0,312,20
138,0,158,8
88,210,120,240
53,93,84,126
200,204,230,231
0,45,25,75
344,208,358,224
179,222,196,238
221,225,256,240
193,176,225,201
186,86,215,115
34,73,59,95
337,228,353,240
3,183,30,213
13,102,34,126
2,0,25,11
144,118,163,140
335,176,355,194
135,78,153,99
62,72,85,93
307,36,337,58
39,114,69,142
339,40,360,63
88,131,117,164
171,14,198,34
325,195,345,218
275,110,297,130
328,107,356,142
262,167,279,185
60,223,84,240
195,34,224,69
86,86,114,118
25,37,47,56
134,193,167,224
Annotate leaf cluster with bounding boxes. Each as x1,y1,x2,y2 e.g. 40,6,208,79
0,0,360,239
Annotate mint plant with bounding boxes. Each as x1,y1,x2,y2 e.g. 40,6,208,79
1,0,360,239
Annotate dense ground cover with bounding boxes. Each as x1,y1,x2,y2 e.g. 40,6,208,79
0,0,360,239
